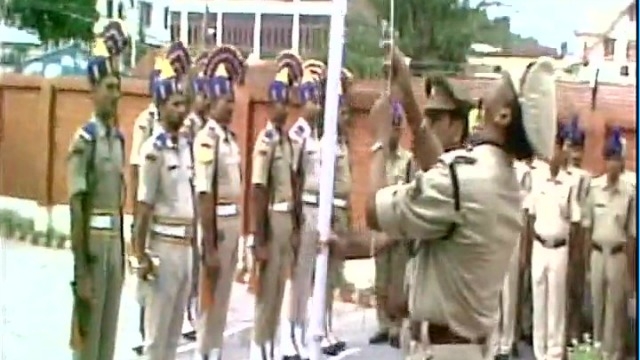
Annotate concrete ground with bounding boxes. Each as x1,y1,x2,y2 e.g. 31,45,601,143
0,237,541,360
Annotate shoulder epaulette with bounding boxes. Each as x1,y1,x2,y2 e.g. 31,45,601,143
152,132,169,150
261,128,279,144
451,155,477,165
79,122,98,141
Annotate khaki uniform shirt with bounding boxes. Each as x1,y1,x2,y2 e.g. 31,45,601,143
251,122,294,204
529,168,581,241
137,130,195,220
374,145,522,338
67,118,125,211
582,175,636,244
193,119,243,202
129,103,160,167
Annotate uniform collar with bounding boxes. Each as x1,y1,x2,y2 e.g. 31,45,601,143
207,118,227,138
89,115,115,137
603,177,623,194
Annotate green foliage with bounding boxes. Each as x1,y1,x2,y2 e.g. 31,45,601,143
344,13,384,79
6,0,99,43
367,0,540,63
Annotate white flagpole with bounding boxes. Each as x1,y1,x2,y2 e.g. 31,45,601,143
308,0,347,359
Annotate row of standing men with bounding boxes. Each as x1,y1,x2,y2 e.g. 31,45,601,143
67,20,366,360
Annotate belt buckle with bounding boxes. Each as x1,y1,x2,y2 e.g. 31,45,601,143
217,204,238,217
302,193,318,204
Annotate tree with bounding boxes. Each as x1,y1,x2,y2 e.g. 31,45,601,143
6,0,98,43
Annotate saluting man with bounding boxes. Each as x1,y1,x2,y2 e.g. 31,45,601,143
131,56,193,360
583,128,636,360
67,20,129,360
192,45,246,360
249,50,302,360
129,41,193,346
528,124,581,360
366,47,558,360
402,75,474,358
280,58,326,360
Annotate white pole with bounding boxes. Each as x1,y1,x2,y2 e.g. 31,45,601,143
291,0,301,53
253,13,262,59
308,0,347,359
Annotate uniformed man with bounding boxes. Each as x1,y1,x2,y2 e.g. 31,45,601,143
279,58,325,360
67,20,128,360
192,45,246,360
369,106,414,349
366,46,557,360
401,75,474,358
129,41,193,346
528,124,581,360
563,115,591,343
582,128,636,360
131,56,193,360
489,160,532,360
321,68,356,356
249,50,302,360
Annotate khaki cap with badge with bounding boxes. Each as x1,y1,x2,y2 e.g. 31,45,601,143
423,75,474,114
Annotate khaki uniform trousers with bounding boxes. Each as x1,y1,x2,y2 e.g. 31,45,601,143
489,240,520,357
375,241,410,336
531,240,568,360
254,211,294,345
591,244,628,360
143,238,193,360
196,216,240,353
72,231,124,360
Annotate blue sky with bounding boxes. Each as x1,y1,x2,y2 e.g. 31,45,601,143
472,0,631,51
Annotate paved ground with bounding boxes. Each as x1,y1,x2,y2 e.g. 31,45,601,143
0,237,540,360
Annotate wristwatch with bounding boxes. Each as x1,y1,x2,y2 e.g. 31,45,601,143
370,141,385,153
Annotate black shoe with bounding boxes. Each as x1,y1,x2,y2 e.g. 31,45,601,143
322,344,341,356
333,340,346,352
182,330,197,341
132,345,144,356
494,354,510,360
368,331,389,344
281,356,302,360
389,335,400,349
511,343,519,357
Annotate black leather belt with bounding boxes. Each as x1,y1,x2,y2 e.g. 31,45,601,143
534,233,567,248
428,324,486,345
592,242,625,255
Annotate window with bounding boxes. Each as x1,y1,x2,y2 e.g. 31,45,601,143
188,12,204,46
106,0,114,17
140,2,152,27
620,65,630,76
170,11,180,42
222,14,255,52
627,40,637,62
603,37,616,58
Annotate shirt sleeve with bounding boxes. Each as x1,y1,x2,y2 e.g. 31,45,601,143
251,130,274,186
569,184,582,223
137,140,162,205
193,133,216,194
129,112,149,166
374,160,458,240
581,187,594,229
66,130,91,198
627,192,636,238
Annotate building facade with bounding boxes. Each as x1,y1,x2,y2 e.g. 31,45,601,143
97,0,333,58
575,0,636,84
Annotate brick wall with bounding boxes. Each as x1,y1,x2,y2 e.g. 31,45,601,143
0,64,636,234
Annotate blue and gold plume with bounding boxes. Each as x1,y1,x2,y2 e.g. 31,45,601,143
203,45,247,98
603,127,625,159
87,19,130,85
566,114,585,148
299,59,326,104
269,50,303,103
165,41,192,79
152,56,184,103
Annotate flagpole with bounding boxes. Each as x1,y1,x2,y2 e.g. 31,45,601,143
308,0,347,359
